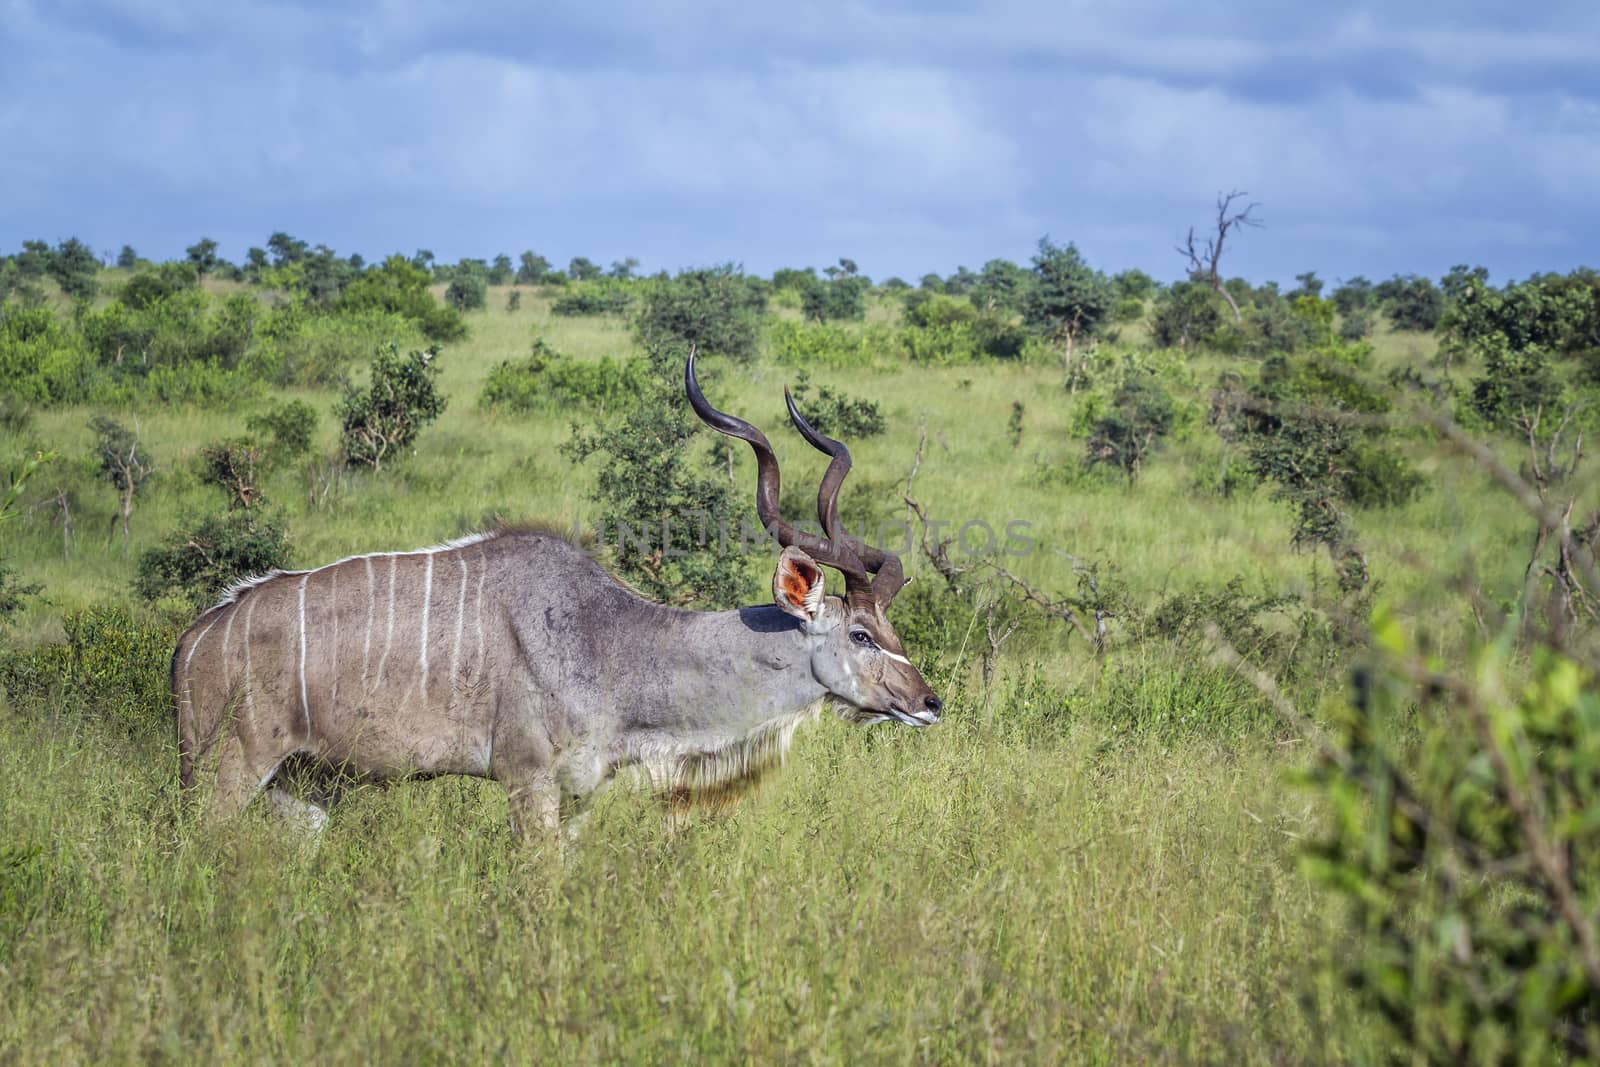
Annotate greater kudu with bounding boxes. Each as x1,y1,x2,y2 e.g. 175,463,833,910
173,352,939,835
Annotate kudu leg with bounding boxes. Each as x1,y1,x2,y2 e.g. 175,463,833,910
503,772,560,840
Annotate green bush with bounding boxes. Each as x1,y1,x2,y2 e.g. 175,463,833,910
445,274,487,312
899,295,1027,364
552,281,635,317
246,399,319,461
784,371,885,439
1151,282,1224,349
1024,237,1114,340
0,604,180,733
562,343,745,609
337,343,447,470
768,319,891,369
1308,613,1600,1063
1468,338,1564,432
197,438,269,510
337,256,466,342
480,340,645,414
800,276,868,323
636,266,765,363
1085,372,1178,480
134,509,293,607
0,306,97,405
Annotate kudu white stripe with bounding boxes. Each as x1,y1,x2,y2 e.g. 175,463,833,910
172,358,940,840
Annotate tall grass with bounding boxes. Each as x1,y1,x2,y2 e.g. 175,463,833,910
0,285,1551,1062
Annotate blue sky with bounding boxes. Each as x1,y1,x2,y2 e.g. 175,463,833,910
2,1,1596,286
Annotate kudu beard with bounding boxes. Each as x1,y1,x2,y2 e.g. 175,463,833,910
575,514,1037,562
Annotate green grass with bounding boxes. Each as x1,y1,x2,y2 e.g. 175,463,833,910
0,687,1375,1063
0,286,1570,1062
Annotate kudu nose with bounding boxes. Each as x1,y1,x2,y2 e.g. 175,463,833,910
923,695,943,720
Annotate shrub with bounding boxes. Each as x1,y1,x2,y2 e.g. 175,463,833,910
445,273,487,312
551,281,634,317
134,509,292,607
246,399,319,461
1230,355,1422,592
1468,339,1564,432
1151,282,1224,349
1377,274,1444,332
1111,297,1146,324
337,343,447,470
768,319,891,369
800,276,868,323
1338,310,1373,341
0,604,180,733
90,415,154,554
479,340,645,414
46,237,99,301
784,371,885,439
637,266,766,363
337,255,466,342
1085,372,1177,479
899,296,1026,364
1309,613,1600,1063
0,305,97,405
198,438,269,510
255,305,424,387
1024,237,1114,341
562,342,745,608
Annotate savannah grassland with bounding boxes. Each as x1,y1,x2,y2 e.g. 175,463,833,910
0,281,1542,1064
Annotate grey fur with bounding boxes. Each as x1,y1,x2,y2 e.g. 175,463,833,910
173,528,939,836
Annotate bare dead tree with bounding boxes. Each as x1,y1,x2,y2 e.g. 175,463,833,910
89,416,152,556
1515,402,1595,636
1178,190,1261,322
29,487,75,559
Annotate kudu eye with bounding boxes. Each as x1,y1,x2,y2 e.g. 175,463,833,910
850,629,876,649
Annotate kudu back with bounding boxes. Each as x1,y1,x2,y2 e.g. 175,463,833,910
174,352,939,835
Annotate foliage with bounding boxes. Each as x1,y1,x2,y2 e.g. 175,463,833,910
551,281,635,317
198,438,269,510
336,344,447,471
800,275,869,323
1024,237,1114,341
1467,339,1564,432
969,259,1034,314
445,273,488,313
784,371,885,439
338,255,466,342
134,509,292,607
479,339,645,414
636,266,765,363
90,417,151,487
563,344,746,608
1309,612,1600,1063
1377,274,1445,332
1332,276,1374,316
186,238,220,278
46,238,100,301
0,604,179,731
0,304,97,404
1151,281,1224,349
1085,372,1178,480
515,251,552,285
245,399,319,461
1141,577,1301,668
768,319,893,370
1228,353,1422,592
899,295,1027,364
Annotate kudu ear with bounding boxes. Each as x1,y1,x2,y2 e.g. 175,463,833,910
773,546,827,623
